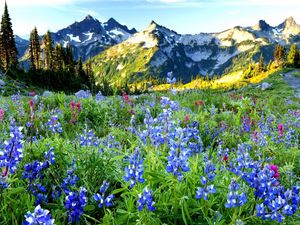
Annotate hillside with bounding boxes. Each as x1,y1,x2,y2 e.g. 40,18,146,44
16,15,137,62
90,17,300,86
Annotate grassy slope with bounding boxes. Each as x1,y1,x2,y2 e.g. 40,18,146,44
152,68,281,91
0,74,45,96
90,42,157,86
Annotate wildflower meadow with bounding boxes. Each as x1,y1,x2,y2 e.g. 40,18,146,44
0,73,300,225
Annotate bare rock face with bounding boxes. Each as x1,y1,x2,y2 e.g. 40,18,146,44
0,79,5,88
280,16,300,36
261,82,272,91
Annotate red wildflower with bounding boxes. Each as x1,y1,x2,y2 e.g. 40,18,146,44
184,115,190,124
253,130,259,143
122,91,131,104
0,109,4,121
278,124,284,137
270,164,280,180
70,101,76,110
223,155,229,162
76,103,81,111
29,91,36,97
130,108,135,115
29,99,34,108
194,100,204,107
3,167,8,177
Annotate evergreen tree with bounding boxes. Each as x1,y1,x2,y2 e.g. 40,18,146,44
287,44,299,67
0,1,18,70
64,45,75,73
43,31,54,70
29,27,41,70
267,60,272,71
258,53,265,73
52,44,64,71
75,57,85,78
274,44,280,65
274,44,286,67
85,59,95,91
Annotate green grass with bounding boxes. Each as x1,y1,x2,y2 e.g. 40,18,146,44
0,68,299,224
293,71,300,78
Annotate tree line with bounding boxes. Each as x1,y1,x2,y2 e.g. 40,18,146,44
0,2,94,92
243,44,300,79
27,27,94,92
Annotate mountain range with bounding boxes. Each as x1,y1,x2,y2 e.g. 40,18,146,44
16,16,300,84
16,15,137,62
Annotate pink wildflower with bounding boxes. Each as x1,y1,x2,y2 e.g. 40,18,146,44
270,164,280,180
0,109,4,121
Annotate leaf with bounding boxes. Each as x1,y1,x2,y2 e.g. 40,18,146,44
112,187,126,195
116,208,128,214
7,187,25,195
183,200,192,223
84,205,95,211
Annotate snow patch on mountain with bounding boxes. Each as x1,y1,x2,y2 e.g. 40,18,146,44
110,29,125,36
67,34,81,42
216,27,256,43
185,50,212,62
237,44,255,52
63,40,69,48
180,34,213,46
213,51,239,70
83,32,94,42
126,24,158,48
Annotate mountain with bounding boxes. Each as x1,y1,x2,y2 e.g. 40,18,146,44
15,15,137,62
90,16,300,85
15,35,29,58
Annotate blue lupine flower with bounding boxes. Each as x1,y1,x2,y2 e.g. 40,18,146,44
61,161,78,194
0,175,8,189
65,187,87,223
75,90,91,99
23,147,56,205
123,148,145,188
160,97,180,111
23,205,55,225
79,129,100,147
196,162,216,200
44,147,55,165
47,115,63,134
137,187,155,211
255,184,300,222
242,116,251,133
225,179,247,208
166,127,192,181
98,135,120,154
204,162,216,181
96,91,105,102
196,176,216,200
0,119,24,175
166,72,176,84
94,180,114,208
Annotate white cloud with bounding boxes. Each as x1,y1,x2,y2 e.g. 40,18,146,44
147,0,188,3
159,0,187,2
223,0,300,6
5,0,73,6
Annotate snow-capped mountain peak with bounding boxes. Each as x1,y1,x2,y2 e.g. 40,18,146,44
42,16,138,61
278,16,300,36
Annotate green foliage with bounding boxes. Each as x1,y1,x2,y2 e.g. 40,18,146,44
274,44,287,68
287,44,299,68
29,27,41,70
0,69,299,224
0,2,18,71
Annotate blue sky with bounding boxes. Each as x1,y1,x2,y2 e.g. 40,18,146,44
1,0,300,38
